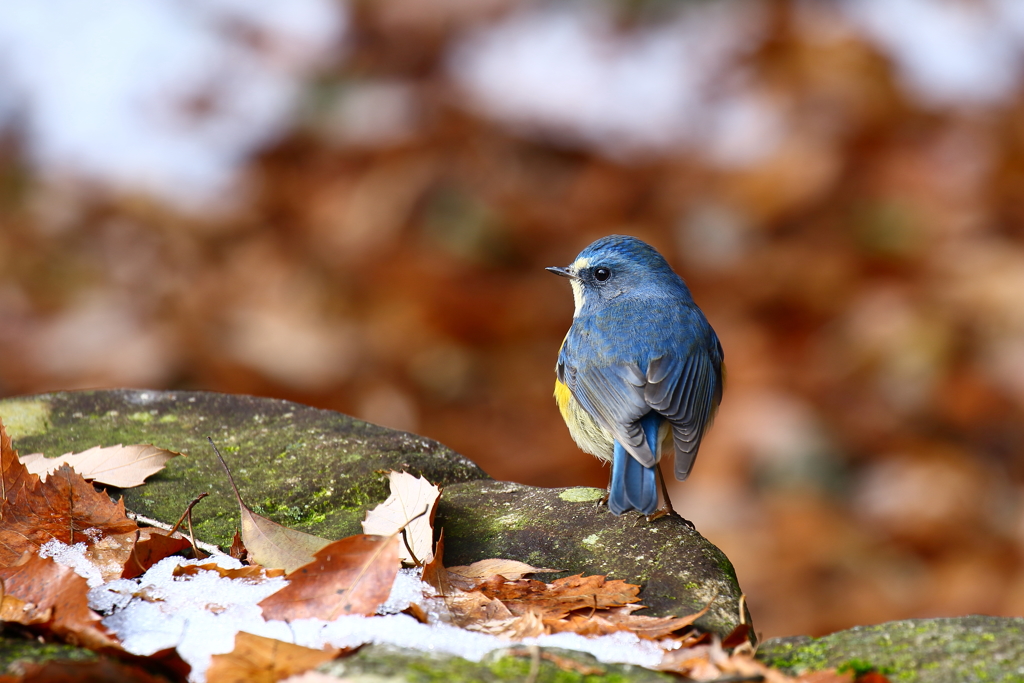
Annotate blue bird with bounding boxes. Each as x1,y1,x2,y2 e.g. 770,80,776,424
548,235,724,519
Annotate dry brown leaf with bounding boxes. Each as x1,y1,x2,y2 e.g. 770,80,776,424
446,558,560,590
259,534,400,621
448,589,514,628
240,504,333,574
420,529,449,595
173,562,285,580
0,591,51,626
474,573,640,619
19,444,181,488
229,530,248,561
84,530,142,582
0,416,35,519
3,658,172,683
0,460,138,568
0,553,119,650
204,632,341,683
215,442,332,573
361,471,440,566
121,529,194,580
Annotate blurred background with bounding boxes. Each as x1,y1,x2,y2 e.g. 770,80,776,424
2,0,1024,639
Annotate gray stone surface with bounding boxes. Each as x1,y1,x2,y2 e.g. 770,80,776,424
438,479,750,637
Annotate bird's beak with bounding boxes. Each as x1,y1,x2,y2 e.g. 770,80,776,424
546,266,578,279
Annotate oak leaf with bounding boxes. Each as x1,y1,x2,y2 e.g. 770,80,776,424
19,444,181,488
258,534,400,621
361,471,440,566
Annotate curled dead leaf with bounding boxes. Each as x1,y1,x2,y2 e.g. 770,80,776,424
258,534,400,621
19,444,181,488
361,471,440,566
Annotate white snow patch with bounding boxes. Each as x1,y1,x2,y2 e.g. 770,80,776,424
42,540,675,682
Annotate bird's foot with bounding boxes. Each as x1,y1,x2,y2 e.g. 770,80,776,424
597,491,609,508
645,508,670,522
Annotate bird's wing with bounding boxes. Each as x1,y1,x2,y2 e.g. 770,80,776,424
644,352,721,480
559,355,657,466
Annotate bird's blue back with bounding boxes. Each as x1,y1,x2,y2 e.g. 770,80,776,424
553,235,723,516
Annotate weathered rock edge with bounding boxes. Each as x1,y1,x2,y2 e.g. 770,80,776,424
0,389,749,638
757,615,1024,683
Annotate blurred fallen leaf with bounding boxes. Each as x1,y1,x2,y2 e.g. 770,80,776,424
258,534,401,621
361,470,440,566
0,554,119,650
173,562,284,580
205,632,341,683
446,558,560,590
4,658,171,683
19,444,181,488
473,573,640,618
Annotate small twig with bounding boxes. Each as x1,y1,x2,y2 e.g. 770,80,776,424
524,645,541,683
125,511,223,556
398,504,430,567
169,493,209,535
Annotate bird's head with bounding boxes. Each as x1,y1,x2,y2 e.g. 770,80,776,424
546,235,690,316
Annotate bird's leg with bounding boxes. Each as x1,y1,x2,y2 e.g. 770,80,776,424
598,471,611,508
646,462,694,527
645,464,673,521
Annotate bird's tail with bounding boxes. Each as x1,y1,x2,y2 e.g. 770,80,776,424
609,413,661,515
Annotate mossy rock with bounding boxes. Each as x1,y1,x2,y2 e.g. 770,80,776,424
757,615,1024,682
0,389,750,639
0,389,487,547
0,636,96,673
437,480,750,637
315,643,674,683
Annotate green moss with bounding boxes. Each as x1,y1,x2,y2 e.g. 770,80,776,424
128,411,154,423
558,487,605,503
0,638,96,670
0,398,51,439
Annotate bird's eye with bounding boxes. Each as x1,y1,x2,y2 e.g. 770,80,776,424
594,267,611,282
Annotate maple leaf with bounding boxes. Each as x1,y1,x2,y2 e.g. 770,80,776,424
0,553,119,650
258,534,400,621
19,444,181,488
0,459,138,568
361,471,440,566
206,632,341,683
